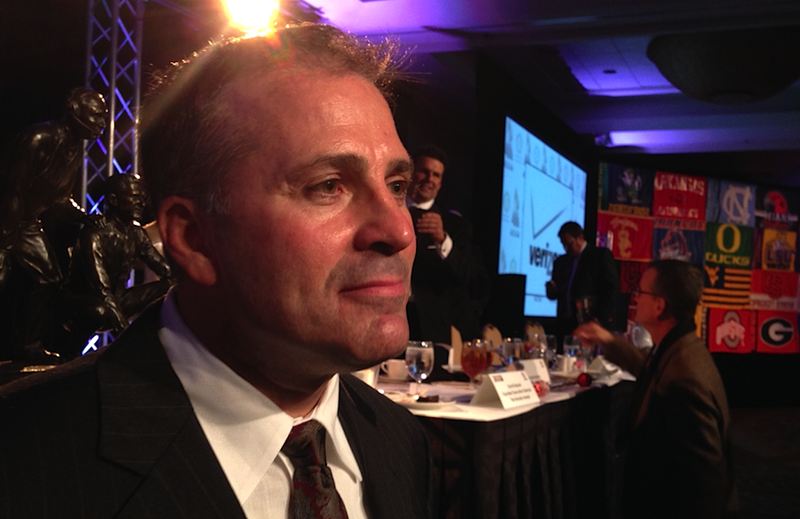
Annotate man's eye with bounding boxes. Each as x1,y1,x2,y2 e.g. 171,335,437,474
311,179,341,195
388,180,408,195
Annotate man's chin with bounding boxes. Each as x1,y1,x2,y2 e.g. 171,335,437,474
354,314,409,363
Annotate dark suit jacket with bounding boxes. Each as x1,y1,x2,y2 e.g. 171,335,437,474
0,304,434,519
408,203,484,344
548,244,619,333
622,322,734,519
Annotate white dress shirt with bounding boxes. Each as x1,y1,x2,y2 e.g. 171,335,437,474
158,291,367,519
406,196,453,258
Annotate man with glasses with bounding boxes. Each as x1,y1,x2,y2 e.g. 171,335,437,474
575,259,735,519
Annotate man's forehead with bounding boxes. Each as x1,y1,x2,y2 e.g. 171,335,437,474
640,269,656,288
415,156,444,171
226,69,389,132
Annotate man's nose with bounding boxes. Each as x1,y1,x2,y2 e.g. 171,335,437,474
354,187,414,255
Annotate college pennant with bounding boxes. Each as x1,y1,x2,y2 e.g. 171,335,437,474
652,218,705,266
756,310,800,354
703,266,751,309
705,308,755,354
600,163,655,216
704,222,753,269
761,228,796,272
653,171,707,221
597,211,653,262
749,270,799,311
706,179,756,227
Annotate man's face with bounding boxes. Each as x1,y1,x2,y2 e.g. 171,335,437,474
634,269,662,328
206,69,416,374
409,156,444,203
75,95,107,139
115,181,146,222
560,233,584,255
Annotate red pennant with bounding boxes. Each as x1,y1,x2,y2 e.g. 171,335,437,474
755,310,799,354
706,308,754,354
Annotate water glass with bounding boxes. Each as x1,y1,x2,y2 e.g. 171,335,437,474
499,337,523,367
405,341,434,393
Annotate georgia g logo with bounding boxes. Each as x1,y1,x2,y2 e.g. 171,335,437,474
760,318,794,347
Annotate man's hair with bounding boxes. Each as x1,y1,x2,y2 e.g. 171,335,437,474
412,145,448,169
558,221,584,239
104,173,141,199
648,259,702,323
65,88,104,119
140,24,402,215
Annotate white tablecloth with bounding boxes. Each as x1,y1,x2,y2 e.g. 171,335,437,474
376,369,635,423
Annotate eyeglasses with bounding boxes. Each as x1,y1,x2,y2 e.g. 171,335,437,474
632,288,660,298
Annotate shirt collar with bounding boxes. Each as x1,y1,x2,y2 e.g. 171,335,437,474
406,196,435,210
158,289,362,504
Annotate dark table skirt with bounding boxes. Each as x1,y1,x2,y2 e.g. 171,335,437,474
418,381,635,519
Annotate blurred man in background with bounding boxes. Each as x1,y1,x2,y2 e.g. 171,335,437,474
575,259,734,519
546,221,619,343
406,145,487,345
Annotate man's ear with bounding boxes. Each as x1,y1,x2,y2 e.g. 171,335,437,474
655,297,669,321
158,196,218,286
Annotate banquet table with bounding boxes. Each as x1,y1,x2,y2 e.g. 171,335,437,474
378,373,635,519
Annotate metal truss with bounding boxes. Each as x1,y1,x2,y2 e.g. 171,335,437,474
83,0,145,215
82,0,144,351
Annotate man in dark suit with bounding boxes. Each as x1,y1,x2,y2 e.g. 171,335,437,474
546,221,619,340
406,145,486,345
575,260,735,519
0,25,432,519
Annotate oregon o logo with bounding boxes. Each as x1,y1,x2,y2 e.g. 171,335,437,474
716,224,741,254
760,318,794,347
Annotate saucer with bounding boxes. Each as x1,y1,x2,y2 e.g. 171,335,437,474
379,375,411,384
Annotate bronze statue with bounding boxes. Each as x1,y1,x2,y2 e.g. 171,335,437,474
0,88,108,361
57,173,172,359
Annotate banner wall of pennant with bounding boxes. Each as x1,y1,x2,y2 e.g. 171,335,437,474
599,164,800,354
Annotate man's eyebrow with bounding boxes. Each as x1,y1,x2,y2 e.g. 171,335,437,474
387,157,413,176
289,154,413,178
294,153,368,175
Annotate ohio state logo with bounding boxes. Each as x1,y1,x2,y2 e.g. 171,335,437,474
760,318,794,347
716,311,745,349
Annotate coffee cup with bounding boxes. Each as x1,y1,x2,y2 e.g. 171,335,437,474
352,364,380,387
380,359,408,380
556,354,576,373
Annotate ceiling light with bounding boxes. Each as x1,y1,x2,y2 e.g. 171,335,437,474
647,27,800,104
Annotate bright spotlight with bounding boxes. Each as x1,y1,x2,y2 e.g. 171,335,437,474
222,0,281,36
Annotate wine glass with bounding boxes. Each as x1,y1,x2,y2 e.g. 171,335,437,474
576,296,597,324
405,341,434,394
563,335,581,357
544,334,558,370
461,339,492,388
499,337,523,368
523,332,541,359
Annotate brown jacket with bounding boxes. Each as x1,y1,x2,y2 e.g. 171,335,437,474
609,323,735,518
607,323,735,519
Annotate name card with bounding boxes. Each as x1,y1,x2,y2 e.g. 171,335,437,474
588,356,619,377
470,371,539,409
519,359,550,384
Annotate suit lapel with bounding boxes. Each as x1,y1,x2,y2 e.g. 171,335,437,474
96,303,246,518
338,377,407,519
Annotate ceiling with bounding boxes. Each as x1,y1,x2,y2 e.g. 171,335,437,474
311,0,800,186
3,0,800,186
